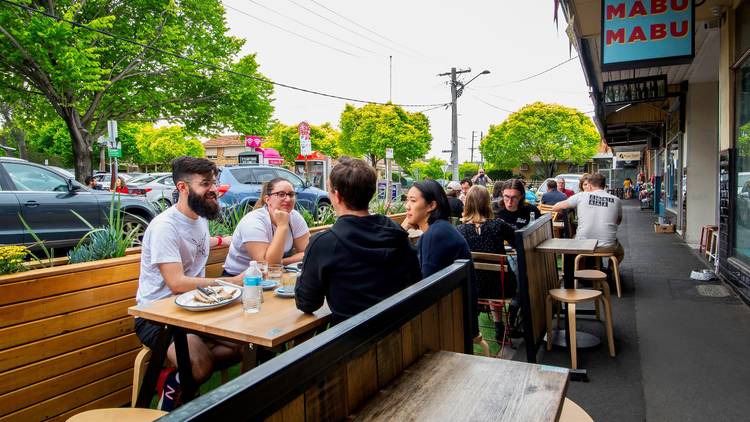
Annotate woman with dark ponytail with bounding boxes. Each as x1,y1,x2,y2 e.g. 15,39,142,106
223,177,310,276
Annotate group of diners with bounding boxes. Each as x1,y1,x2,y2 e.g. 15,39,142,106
132,156,622,411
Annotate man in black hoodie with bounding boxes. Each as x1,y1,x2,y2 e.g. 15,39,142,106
295,158,422,324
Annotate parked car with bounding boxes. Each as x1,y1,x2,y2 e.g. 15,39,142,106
0,157,158,248
126,172,176,207
218,165,330,217
535,173,584,200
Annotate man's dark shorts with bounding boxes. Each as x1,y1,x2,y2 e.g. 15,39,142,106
135,317,170,350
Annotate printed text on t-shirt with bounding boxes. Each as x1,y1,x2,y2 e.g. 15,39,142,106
588,195,615,207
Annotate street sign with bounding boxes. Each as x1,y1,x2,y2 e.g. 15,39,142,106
107,120,118,146
385,148,394,159
108,148,122,158
298,121,312,155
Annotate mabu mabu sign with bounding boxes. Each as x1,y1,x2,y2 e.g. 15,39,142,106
601,0,694,71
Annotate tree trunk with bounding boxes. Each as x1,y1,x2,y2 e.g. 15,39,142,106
11,127,26,159
61,108,92,182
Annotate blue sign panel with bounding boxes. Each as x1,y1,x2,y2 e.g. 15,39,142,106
601,0,694,70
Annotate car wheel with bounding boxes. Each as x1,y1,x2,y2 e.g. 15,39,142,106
122,214,147,245
316,201,332,222
157,198,171,211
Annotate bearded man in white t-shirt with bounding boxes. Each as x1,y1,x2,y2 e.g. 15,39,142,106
135,156,242,410
553,173,624,264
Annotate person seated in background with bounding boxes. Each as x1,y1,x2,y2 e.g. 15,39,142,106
524,181,538,205
494,179,541,229
459,178,473,202
553,173,624,264
135,157,240,411
541,179,567,205
222,177,310,276
296,158,421,325
445,181,464,219
114,176,128,193
557,177,575,197
457,186,517,341
85,176,103,190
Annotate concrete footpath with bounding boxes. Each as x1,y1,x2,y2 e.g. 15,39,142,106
531,201,750,422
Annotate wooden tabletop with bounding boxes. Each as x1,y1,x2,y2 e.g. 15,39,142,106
354,351,569,422
128,290,330,347
535,238,598,255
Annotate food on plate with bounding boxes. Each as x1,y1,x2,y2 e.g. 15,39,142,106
193,287,235,303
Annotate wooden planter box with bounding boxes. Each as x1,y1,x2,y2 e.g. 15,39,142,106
0,212,406,420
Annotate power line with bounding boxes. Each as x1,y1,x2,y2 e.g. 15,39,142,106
487,56,578,87
222,3,358,57
237,0,379,55
305,0,425,57
1,0,448,108
284,0,413,58
468,94,515,113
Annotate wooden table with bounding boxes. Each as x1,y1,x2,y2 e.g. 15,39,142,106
128,290,330,406
535,238,598,380
354,351,569,421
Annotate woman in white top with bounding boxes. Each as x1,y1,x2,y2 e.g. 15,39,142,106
223,178,310,276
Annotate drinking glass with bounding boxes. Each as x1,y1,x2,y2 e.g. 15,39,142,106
281,271,298,293
256,260,268,280
268,264,284,284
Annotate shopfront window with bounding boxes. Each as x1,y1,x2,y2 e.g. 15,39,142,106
666,140,681,212
733,57,750,265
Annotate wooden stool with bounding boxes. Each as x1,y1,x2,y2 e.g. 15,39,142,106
560,398,594,422
707,231,719,263
574,270,613,323
68,408,167,421
699,225,718,255
473,334,490,357
132,345,230,406
574,252,622,298
546,288,615,369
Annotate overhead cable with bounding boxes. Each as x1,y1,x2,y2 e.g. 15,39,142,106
1,0,448,107
487,56,578,87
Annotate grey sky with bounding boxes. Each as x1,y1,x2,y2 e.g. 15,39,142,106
223,0,592,163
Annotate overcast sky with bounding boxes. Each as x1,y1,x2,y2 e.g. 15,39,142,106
222,0,593,163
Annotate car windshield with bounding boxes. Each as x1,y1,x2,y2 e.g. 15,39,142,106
129,175,156,184
277,169,304,188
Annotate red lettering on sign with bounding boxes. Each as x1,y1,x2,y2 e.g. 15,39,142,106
671,0,689,12
671,20,689,37
651,0,667,14
606,28,626,45
650,23,667,40
629,0,647,17
628,26,647,43
606,3,626,20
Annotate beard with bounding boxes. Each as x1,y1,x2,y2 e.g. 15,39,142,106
187,187,220,220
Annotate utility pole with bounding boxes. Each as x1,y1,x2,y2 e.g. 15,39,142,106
470,131,476,163
389,55,393,103
438,67,471,181
479,131,484,167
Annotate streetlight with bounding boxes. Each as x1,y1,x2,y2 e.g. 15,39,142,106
439,68,491,181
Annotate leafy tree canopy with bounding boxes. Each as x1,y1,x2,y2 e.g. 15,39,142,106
339,103,431,168
135,124,204,169
265,121,341,163
480,102,599,178
410,157,447,181
0,0,274,181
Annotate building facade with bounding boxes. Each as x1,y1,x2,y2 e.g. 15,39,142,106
561,0,750,302
203,135,246,166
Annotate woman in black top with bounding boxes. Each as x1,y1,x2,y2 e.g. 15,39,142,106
458,186,517,341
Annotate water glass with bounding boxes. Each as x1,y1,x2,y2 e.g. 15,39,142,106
256,260,268,280
268,264,284,284
281,271,298,293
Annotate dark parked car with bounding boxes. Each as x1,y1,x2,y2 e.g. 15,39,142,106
218,165,330,216
0,157,158,248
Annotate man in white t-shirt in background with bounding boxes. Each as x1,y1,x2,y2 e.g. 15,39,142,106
553,173,624,264
135,156,242,410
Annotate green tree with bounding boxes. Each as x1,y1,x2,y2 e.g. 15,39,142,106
410,157,447,181
339,103,431,168
135,125,204,170
480,102,599,178
0,1,273,181
459,162,479,180
265,121,341,163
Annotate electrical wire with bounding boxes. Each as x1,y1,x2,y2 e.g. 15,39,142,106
284,0,414,58
222,3,359,57
468,94,515,113
305,0,425,57
0,0,449,108
486,56,578,87
236,0,379,55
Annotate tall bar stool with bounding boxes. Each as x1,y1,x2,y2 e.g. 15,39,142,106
574,270,615,351
546,287,615,369
707,230,719,263
699,225,718,256
560,398,595,422
574,252,622,298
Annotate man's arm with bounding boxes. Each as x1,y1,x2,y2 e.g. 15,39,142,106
158,262,242,294
295,235,327,313
552,199,571,212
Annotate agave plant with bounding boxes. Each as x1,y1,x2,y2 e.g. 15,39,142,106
67,195,147,264
209,202,252,237
18,214,55,268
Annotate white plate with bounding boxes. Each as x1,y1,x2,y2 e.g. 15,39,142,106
274,287,295,298
261,280,279,290
175,286,242,311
